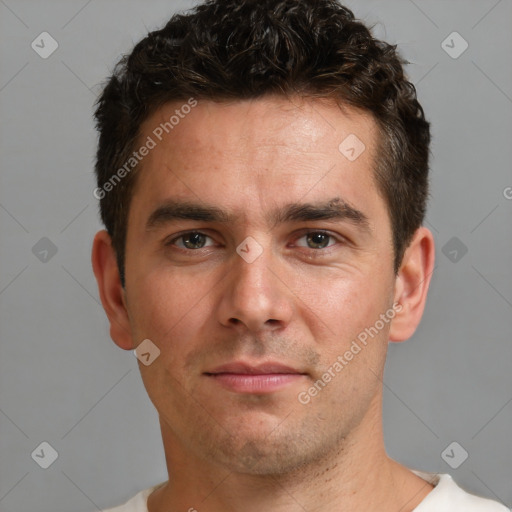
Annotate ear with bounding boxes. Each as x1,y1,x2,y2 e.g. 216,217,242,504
91,230,134,350
389,226,435,343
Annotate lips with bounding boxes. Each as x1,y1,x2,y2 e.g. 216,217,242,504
206,362,303,375
204,361,307,394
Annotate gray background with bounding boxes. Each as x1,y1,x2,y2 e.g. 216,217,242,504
0,0,511,511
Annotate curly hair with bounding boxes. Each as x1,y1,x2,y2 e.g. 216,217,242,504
94,0,430,286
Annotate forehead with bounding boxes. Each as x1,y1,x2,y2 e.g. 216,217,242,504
131,96,385,227
141,95,377,159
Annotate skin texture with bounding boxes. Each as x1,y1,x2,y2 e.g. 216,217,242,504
92,96,436,512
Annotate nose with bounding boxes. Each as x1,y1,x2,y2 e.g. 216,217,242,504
216,239,294,334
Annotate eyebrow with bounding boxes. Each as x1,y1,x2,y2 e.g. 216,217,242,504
145,197,371,233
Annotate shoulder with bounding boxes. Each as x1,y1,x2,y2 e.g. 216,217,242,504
412,471,509,512
102,485,160,512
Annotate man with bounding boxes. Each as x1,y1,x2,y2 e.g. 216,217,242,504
91,0,508,510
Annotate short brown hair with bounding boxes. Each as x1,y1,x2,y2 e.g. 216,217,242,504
94,0,430,286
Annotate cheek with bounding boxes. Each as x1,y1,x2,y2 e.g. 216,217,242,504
300,274,392,408
295,269,390,343
127,269,210,352
128,271,212,400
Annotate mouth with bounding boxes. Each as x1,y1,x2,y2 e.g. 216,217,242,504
204,362,308,394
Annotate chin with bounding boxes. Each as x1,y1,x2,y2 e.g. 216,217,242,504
216,440,306,475
196,419,339,477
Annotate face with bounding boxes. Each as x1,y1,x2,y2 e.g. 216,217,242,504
121,96,400,474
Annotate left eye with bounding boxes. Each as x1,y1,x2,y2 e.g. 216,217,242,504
295,232,337,249
170,232,214,250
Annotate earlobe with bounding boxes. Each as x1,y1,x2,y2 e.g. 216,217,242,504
389,227,435,343
91,230,134,350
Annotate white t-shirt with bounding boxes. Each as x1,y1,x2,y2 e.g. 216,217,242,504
103,469,509,511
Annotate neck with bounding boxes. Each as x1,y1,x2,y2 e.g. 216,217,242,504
148,392,433,512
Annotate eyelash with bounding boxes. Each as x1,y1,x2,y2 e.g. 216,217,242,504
165,230,344,253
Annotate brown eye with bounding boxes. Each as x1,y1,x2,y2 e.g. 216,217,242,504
295,231,337,250
170,232,212,250
306,232,331,249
